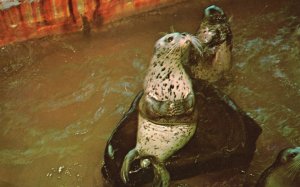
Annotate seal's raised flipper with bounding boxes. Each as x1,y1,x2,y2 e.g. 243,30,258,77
204,5,225,17
120,149,140,184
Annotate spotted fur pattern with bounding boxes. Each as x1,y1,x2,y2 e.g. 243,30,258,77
120,33,201,185
136,32,198,161
144,33,193,102
136,114,196,161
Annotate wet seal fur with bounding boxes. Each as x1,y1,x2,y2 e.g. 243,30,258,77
120,32,202,187
187,5,233,83
101,79,261,187
256,147,300,187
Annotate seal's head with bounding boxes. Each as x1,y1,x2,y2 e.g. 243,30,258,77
197,5,232,47
142,32,202,118
256,147,300,187
154,32,202,59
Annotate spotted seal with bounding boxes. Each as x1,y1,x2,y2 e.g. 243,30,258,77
120,32,202,187
256,147,300,187
188,5,232,83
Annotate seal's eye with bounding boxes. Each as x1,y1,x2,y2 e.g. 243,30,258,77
288,152,298,159
167,36,173,42
182,33,187,36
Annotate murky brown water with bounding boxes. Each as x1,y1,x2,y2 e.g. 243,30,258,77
0,0,300,186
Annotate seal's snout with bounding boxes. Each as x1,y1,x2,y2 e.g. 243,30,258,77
178,33,200,54
183,33,203,56
179,33,190,46
181,32,192,43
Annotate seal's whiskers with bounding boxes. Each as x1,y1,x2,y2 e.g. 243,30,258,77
285,159,300,180
189,35,203,56
163,43,180,58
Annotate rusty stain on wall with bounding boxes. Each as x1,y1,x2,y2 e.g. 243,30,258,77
0,0,184,46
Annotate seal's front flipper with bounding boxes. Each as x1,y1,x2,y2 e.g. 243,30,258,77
120,149,140,184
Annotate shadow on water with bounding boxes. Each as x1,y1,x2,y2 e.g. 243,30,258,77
0,0,300,186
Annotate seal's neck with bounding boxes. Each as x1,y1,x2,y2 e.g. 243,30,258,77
152,50,188,69
144,53,193,102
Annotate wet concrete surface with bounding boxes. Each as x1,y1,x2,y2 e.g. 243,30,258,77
0,0,300,186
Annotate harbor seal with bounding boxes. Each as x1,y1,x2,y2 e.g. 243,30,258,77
188,5,232,83
120,32,202,187
256,147,300,187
